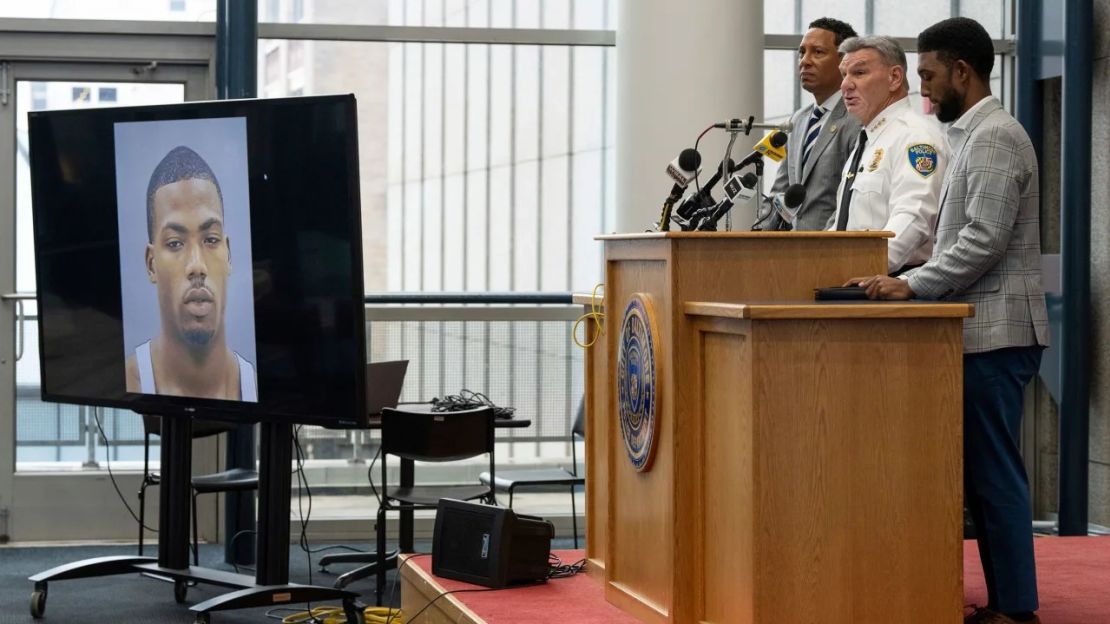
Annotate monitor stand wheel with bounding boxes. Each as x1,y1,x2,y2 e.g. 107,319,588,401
174,579,189,604
29,584,46,619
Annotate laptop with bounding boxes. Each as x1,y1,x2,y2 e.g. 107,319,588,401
366,360,409,416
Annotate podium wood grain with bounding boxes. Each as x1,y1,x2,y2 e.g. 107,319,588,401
575,292,609,579
580,232,968,623
687,312,965,623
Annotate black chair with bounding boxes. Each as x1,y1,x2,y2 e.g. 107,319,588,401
373,405,496,603
137,415,259,566
479,401,585,548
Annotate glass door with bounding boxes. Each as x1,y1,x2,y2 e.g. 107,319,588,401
1,61,209,542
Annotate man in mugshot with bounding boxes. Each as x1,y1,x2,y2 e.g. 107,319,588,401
125,145,257,401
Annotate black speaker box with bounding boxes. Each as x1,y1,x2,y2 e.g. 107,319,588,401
432,498,555,588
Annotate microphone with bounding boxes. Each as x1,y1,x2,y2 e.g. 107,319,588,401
772,119,794,134
770,184,807,229
714,119,793,133
734,130,789,171
656,148,702,231
665,148,702,192
674,157,734,222
712,116,755,134
687,171,759,231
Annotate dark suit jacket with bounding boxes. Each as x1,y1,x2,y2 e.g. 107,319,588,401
765,97,861,231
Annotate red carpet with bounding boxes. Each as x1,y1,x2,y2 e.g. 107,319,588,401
965,537,1110,623
409,550,638,623
412,540,1110,622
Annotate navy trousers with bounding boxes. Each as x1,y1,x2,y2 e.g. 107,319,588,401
964,346,1042,613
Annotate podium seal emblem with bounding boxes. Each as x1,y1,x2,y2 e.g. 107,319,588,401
617,293,659,472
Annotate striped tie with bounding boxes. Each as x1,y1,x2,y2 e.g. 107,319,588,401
800,106,826,168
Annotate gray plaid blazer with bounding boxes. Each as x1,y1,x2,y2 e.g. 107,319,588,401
905,98,1049,354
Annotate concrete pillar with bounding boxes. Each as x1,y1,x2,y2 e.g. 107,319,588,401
615,0,764,233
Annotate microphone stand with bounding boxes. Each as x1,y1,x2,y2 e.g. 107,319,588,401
719,116,753,232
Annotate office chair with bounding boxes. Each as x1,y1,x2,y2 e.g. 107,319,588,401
137,415,259,566
373,405,496,604
479,401,585,547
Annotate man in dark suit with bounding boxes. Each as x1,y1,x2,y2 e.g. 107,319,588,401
846,17,1049,624
764,17,861,231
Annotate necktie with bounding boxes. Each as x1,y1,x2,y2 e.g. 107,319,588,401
800,106,826,169
836,129,869,231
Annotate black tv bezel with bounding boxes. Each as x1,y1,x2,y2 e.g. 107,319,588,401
27,94,368,429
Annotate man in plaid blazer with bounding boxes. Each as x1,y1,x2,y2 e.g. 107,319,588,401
846,17,1049,624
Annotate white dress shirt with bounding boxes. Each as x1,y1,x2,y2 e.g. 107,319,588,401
946,94,997,153
828,97,947,273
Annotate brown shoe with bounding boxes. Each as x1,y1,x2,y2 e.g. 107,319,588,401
964,607,1041,624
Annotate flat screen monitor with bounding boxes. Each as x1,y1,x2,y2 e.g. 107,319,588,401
27,94,367,428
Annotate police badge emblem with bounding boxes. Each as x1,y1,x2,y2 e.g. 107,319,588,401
868,148,884,172
908,144,938,178
616,293,660,472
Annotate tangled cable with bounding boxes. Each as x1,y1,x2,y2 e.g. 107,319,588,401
572,283,605,349
431,389,515,419
547,553,587,579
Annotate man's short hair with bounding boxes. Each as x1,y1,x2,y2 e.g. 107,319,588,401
917,17,995,80
145,145,224,242
808,17,858,48
838,35,908,72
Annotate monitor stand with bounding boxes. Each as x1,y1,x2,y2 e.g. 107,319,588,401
28,417,366,624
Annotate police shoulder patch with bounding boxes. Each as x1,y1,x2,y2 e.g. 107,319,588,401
907,144,938,178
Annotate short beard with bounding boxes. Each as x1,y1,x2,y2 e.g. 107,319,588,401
935,92,963,123
182,327,216,348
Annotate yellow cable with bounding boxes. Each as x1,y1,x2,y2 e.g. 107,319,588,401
279,605,404,624
572,283,605,349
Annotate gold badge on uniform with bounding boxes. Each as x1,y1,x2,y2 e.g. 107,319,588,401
868,148,884,172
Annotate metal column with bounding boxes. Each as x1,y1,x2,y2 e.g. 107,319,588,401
1058,0,1092,536
216,0,259,564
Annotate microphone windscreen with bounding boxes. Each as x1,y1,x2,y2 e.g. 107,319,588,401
740,172,759,188
678,148,702,171
783,184,806,208
769,131,788,148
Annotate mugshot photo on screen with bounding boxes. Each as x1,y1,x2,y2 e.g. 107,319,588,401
114,116,259,402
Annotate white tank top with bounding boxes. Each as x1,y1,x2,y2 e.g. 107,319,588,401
135,340,257,401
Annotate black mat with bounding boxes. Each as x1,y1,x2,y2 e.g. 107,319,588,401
1,536,578,623
0,542,401,624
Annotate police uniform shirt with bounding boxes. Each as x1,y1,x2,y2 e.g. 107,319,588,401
829,97,947,273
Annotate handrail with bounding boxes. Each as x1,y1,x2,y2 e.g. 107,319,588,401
3,292,578,361
1,292,31,362
5,291,573,304
363,291,573,305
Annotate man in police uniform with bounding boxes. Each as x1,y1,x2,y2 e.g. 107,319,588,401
762,17,861,231
827,35,946,274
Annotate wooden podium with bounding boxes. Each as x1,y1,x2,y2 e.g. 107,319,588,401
577,232,972,624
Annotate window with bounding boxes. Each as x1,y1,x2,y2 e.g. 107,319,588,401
264,47,282,87
288,40,305,71
267,0,281,21
15,80,187,470
0,0,216,20
291,0,304,22
31,83,47,110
